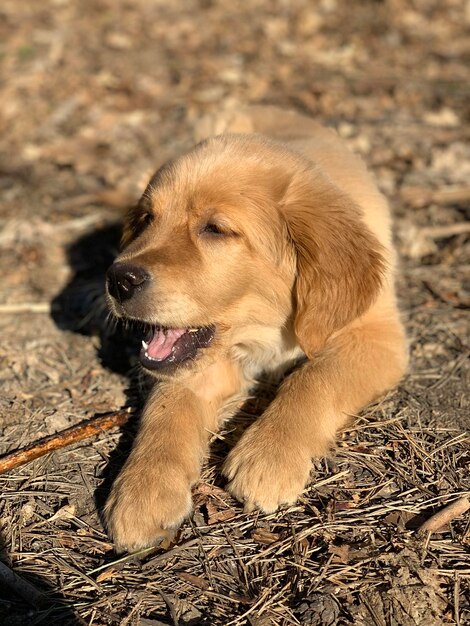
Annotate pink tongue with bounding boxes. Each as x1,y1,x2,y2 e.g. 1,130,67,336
147,328,186,360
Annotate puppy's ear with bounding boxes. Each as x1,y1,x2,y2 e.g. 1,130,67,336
283,174,386,357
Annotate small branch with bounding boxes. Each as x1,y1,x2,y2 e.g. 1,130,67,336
402,185,470,208
59,189,136,211
0,302,51,314
0,409,132,475
420,223,470,240
417,496,470,537
400,222,470,259
0,212,120,247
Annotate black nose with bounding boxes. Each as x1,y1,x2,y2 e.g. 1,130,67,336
106,263,150,302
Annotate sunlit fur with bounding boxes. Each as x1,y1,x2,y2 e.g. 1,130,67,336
104,107,408,552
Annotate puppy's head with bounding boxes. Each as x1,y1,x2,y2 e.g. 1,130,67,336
106,136,295,376
106,135,385,376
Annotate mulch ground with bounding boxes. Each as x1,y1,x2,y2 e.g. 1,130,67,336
0,1,469,624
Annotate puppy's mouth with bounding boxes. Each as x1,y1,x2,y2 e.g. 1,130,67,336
139,324,215,370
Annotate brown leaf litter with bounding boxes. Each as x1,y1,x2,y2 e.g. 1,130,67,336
1,0,469,624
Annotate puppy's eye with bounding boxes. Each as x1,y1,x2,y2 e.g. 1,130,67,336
142,212,154,226
201,222,224,236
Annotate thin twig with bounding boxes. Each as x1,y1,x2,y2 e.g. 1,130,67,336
400,222,470,259
420,223,470,240
401,185,470,208
454,573,461,626
0,302,51,313
417,496,470,536
0,409,132,475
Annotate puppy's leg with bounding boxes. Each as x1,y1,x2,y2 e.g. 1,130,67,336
223,312,408,512
105,361,243,552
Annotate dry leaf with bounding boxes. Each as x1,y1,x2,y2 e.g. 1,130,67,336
178,572,210,590
251,528,280,545
205,501,236,525
328,543,350,564
96,568,117,583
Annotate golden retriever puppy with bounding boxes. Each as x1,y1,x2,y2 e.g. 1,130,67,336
104,106,408,552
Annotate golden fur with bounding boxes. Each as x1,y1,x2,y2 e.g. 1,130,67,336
104,107,408,551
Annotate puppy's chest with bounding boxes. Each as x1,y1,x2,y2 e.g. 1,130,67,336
230,324,304,383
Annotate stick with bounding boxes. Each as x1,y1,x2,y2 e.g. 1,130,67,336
0,409,132,475
420,223,470,240
0,302,51,314
417,496,470,536
402,185,470,208
400,222,470,259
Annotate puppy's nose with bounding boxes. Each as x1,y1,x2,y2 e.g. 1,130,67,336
106,263,150,302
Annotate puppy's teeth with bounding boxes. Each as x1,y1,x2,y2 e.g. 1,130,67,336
142,340,149,350
188,328,198,333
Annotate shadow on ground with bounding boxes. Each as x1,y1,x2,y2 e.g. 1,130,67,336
0,530,83,626
51,223,133,375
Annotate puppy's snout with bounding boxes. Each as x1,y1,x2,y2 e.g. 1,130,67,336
106,263,150,302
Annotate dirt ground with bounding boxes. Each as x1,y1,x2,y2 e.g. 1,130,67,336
0,0,469,624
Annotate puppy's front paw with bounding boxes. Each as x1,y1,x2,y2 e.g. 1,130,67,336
222,424,313,513
104,461,193,552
